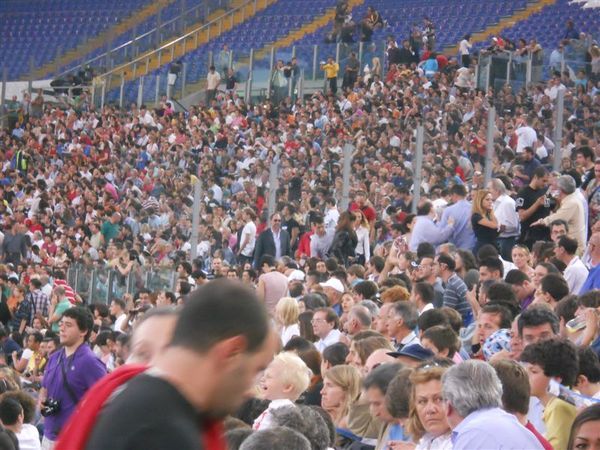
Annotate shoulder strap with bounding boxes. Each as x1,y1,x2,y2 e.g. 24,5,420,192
60,352,81,405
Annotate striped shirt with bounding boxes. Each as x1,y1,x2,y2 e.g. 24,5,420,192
443,273,471,322
28,289,50,320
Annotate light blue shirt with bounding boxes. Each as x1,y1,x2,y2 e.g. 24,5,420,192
409,215,454,252
440,199,476,250
452,408,544,450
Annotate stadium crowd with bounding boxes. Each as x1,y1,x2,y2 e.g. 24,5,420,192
0,13,599,450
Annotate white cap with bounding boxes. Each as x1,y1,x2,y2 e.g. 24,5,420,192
320,278,345,293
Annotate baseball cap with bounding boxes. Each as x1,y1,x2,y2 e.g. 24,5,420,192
388,344,434,361
320,278,345,293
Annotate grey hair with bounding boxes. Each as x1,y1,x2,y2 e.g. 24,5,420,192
441,360,502,418
490,178,507,195
359,299,380,318
270,405,330,450
391,301,419,330
556,175,576,195
240,427,311,450
350,305,372,327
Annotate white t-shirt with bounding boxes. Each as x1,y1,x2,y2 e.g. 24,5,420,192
16,424,41,450
515,126,537,153
240,221,257,257
459,39,472,56
114,313,128,332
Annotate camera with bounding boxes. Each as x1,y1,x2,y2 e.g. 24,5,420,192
41,398,61,417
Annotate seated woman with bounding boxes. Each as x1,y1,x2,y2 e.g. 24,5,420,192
321,364,362,431
404,360,454,450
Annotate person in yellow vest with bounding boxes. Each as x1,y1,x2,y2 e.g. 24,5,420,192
321,56,340,95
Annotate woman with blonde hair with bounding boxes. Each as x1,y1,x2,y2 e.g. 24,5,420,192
321,364,362,428
511,244,534,278
471,189,499,255
274,297,300,346
353,210,371,265
402,362,452,450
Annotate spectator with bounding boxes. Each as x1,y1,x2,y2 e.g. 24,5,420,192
436,253,472,326
274,297,300,346
76,281,277,450
471,190,499,255
320,364,361,428
241,426,311,450
321,57,339,95
439,184,476,251
312,307,341,353
533,175,586,253
491,360,553,450
253,213,291,267
256,255,289,315
387,302,420,351
488,179,520,261
520,338,579,450
409,202,455,252
555,236,589,294
253,352,311,430
442,360,544,449
41,306,107,448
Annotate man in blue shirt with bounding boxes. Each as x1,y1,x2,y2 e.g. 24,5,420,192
443,360,544,449
580,233,600,293
409,202,455,252
439,184,476,251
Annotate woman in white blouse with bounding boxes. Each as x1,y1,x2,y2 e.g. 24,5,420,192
353,210,371,265
274,297,300,346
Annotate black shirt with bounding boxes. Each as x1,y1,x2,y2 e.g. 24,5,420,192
471,213,499,246
85,374,202,450
516,185,551,244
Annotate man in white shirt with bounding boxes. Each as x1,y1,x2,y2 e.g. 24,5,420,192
488,178,520,261
555,235,589,294
312,307,341,353
238,207,257,266
110,298,128,332
323,197,340,233
206,65,221,104
514,115,537,154
387,301,420,351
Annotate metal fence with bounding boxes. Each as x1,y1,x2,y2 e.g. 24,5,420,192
66,263,177,305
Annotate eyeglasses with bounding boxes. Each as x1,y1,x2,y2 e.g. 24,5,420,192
311,319,326,324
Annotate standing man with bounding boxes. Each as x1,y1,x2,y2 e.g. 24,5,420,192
256,255,289,316
238,207,257,266
2,222,28,266
253,213,291,268
321,56,339,95
439,184,476,251
206,65,221,105
488,179,520,261
62,281,277,450
516,167,551,249
532,175,586,253
40,307,106,449
342,52,360,90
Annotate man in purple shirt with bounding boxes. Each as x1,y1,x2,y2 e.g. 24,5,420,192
40,306,106,449
443,360,543,450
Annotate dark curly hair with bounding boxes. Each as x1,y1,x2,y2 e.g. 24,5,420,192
520,338,579,387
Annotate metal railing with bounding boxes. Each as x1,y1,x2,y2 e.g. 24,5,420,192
94,0,274,95
66,263,177,305
92,40,389,108
50,0,233,81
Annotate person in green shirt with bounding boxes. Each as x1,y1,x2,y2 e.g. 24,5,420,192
101,213,121,243
48,286,72,333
